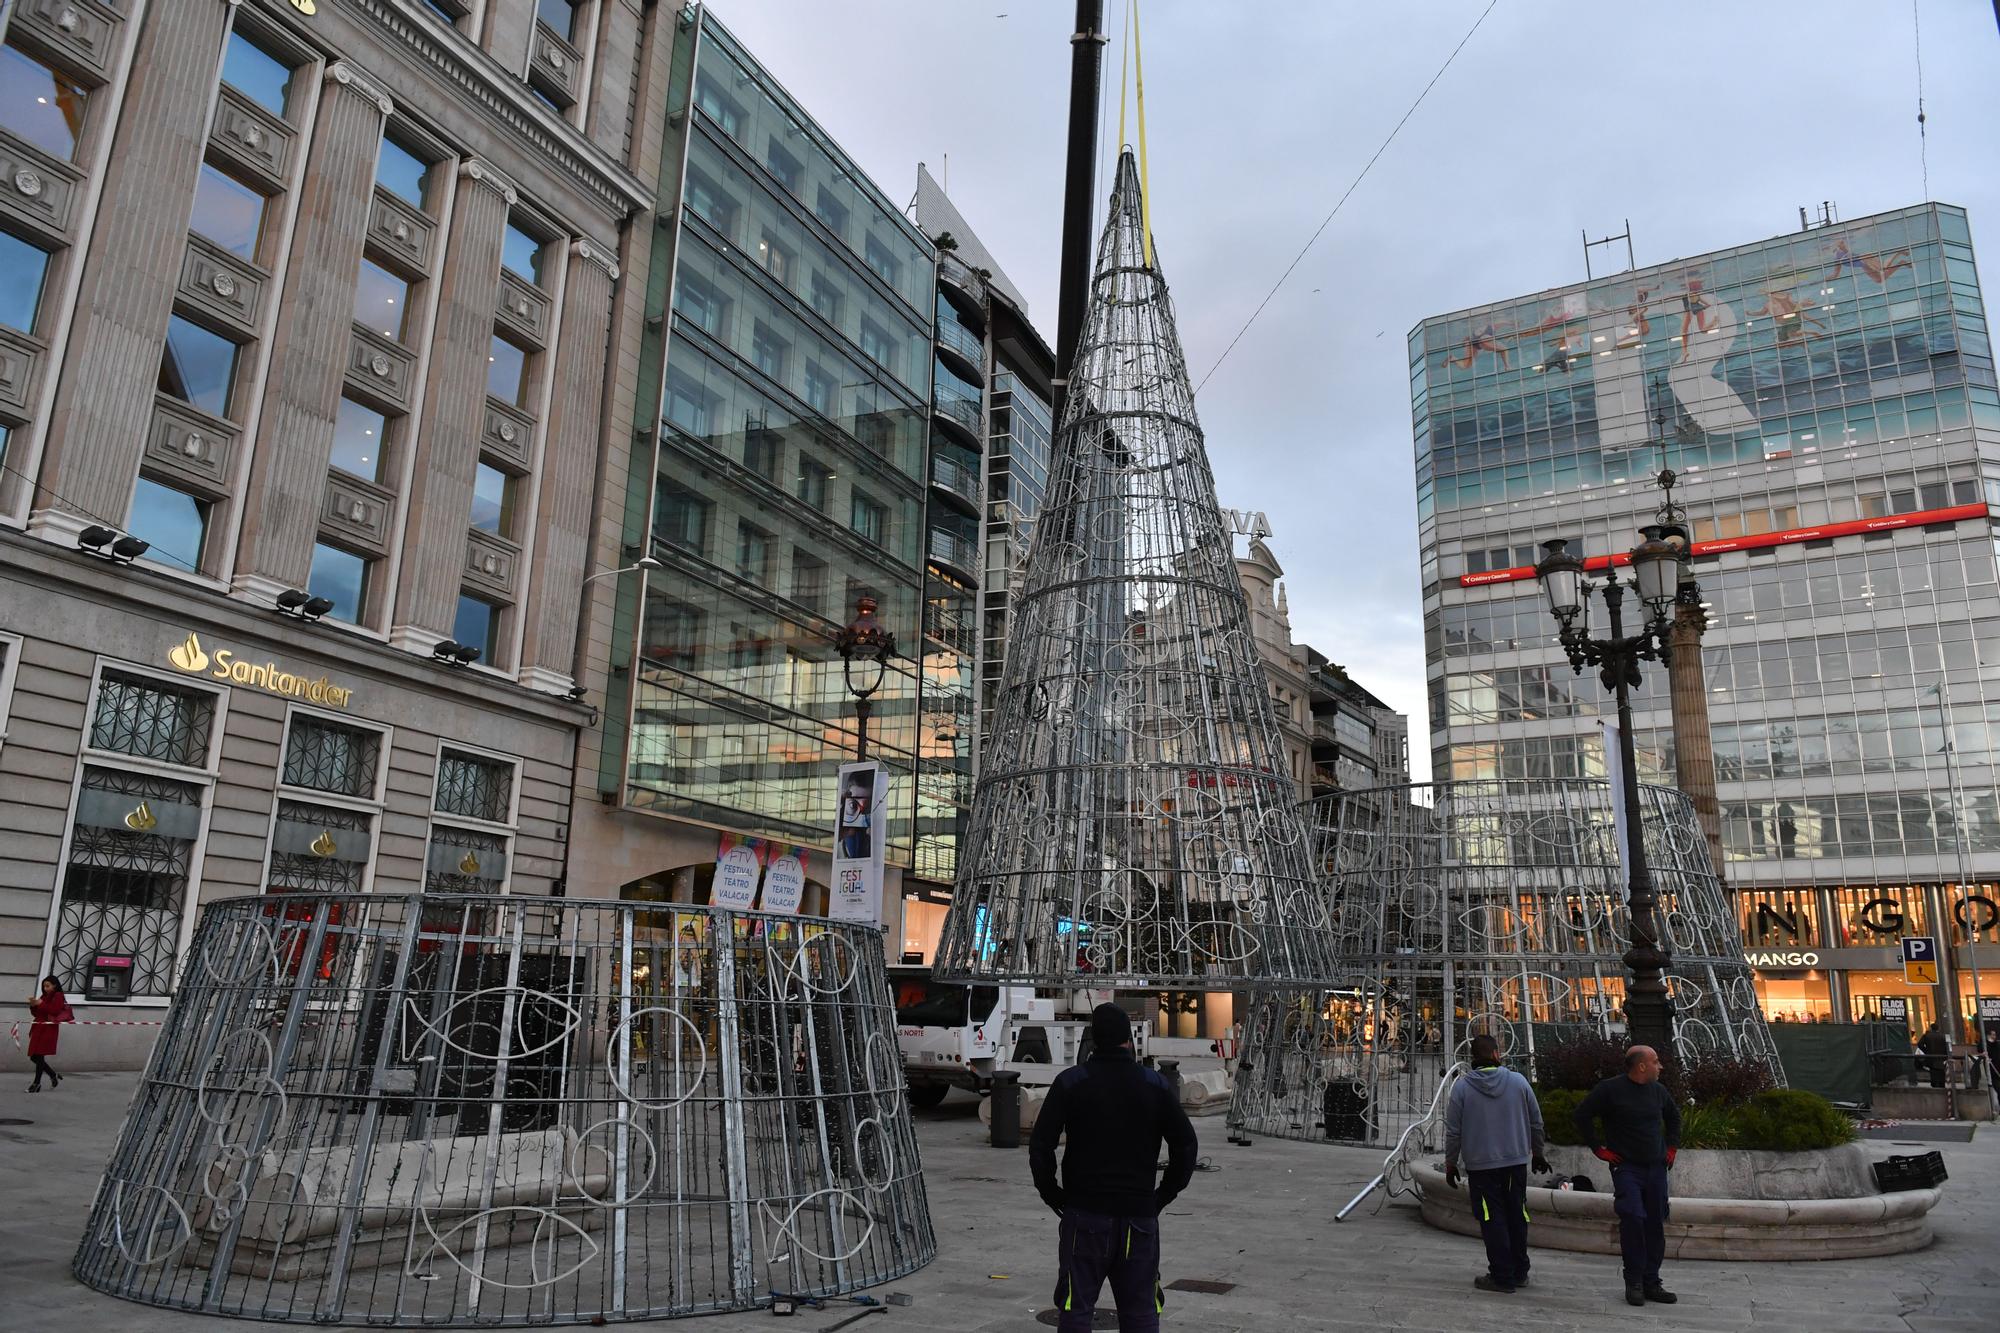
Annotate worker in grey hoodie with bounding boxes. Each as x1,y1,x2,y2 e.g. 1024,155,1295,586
1443,1033,1549,1294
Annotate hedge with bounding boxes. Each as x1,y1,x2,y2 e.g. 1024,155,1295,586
1535,1086,1853,1153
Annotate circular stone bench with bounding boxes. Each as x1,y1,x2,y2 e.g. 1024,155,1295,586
1412,1145,1942,1261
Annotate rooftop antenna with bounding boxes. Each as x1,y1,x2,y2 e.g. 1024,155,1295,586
1798,201,1839,231
1582,220,1634,280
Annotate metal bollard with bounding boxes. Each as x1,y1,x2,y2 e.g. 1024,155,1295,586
989,1071,1023,1148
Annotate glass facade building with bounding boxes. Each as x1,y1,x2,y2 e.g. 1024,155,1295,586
607,13,933,867
1415,204,2000,1030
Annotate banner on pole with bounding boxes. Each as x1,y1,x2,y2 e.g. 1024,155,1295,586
761,845,807,915
712,833,764,910
829,761,889,924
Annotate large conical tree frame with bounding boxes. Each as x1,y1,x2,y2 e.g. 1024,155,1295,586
933,152,1341,990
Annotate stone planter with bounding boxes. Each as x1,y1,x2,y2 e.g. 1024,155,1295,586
1412,1146,1943,1260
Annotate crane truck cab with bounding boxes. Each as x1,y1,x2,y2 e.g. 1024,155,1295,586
889,965,1149,1107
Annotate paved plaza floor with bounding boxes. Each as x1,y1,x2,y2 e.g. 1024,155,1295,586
3,1074,1995,1332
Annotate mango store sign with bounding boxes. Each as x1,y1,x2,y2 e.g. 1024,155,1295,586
168,633,354,709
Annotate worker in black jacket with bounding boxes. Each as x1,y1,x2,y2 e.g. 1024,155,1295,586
1573,1044,1682,1308
1029,1004,1198,1333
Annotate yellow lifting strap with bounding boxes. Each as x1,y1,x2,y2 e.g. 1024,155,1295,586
1115,0,1155,271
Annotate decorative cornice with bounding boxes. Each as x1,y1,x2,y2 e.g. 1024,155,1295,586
351,0,651,219
459,157,519,206
571,237,620,282
325,61,395,117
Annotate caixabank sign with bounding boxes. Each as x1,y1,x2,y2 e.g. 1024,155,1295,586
166,632,355,709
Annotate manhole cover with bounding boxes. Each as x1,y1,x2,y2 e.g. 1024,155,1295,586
1166,1278,1236,1295
1035,1310,1118,1328
0,1118,32,1127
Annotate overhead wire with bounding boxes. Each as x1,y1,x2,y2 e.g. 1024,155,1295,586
0,453,203,575
1193,0,1503,396
1911,0,1929,199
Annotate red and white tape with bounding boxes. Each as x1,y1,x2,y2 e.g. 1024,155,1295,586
10,1019,165,1050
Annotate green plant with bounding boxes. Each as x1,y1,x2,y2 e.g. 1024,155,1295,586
1534,1087,1587,1144
1676,1102,1741,1150
1728,1089,1855,1152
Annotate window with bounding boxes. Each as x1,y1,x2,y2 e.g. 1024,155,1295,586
329,396,388,482
804,361,835,415
158,315,239,418
220,29,295,119
535,0,579,40
694,78,742,137
809,272,842,325
0,43,88,160
308,543,368,623
470,461,518,536
50,669,220,998
426,748,515,895
751,321,788,380
268,714,383,896
792,552,826,610
736,521,771,582
745,427,782,480
814,185,849,237
765,140,802,193
757,232,793,288
0,633,20,754
502,221,546,286
128,477,210,572
354,258,411,341
188,164,267,261
375,134,432,210
453,593,501,664
795,457,831,510
663,366,713,435
487,332,529,406
655,487,709,553
851,492,886,542
683,168,739,236
859,318,895,373
674,272,725,336
0,229,51,333
864,234,900,287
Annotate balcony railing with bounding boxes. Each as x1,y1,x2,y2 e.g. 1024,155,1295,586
933,383,981,439
929,452,981,508
928,527,979,577
936,314,983,372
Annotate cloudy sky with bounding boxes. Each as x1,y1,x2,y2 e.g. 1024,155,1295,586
717,0,2000,779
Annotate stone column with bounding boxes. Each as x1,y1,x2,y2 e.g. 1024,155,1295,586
389,159,513,648
232,63,394,599
519,238,619,692
30,1,232,538
1668,593,1728,885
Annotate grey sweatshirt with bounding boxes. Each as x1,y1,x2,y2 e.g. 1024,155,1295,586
1444,1065,1546,1171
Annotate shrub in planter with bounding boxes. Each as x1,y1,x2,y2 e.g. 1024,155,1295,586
1536,1087,1587,1145
1677,1053,1778,1108
1676,1102,1741,1150
1729,1089,1855,1152
1533,1034,1627,1091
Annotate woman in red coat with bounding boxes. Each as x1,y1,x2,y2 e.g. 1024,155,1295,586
27,976,72,1091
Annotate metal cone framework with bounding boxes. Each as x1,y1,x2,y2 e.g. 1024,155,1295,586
933,152,1342,990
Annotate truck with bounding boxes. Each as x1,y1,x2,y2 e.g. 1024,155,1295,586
889,965,1150,1106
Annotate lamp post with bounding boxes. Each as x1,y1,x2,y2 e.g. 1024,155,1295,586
834,595,896,760
1534,530,1682,1059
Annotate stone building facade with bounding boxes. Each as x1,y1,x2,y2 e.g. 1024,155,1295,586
0,0,667,1065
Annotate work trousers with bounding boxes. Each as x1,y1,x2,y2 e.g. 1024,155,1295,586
1610,1161,1671,1287
1053,1208,1163,1333
1465,1164,1530,1287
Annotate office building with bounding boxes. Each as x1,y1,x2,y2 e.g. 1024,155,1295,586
0,0,662,1061
569,8,938,936
1415,203,2000,1030
906,165,1056,938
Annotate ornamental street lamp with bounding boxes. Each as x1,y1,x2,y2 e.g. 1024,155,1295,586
834,595,896,760
1534,529,1682,1059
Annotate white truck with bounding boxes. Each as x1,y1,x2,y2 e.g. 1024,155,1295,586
889,966,1150,1106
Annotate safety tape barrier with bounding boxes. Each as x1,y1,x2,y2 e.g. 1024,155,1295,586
10,1019,166,1050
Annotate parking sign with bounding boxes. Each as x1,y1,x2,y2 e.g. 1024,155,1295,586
1901,935,1939,986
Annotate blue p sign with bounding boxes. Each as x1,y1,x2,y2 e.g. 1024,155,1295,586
1901,936,1935,963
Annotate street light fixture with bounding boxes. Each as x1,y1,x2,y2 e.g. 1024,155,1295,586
582,554,664,585
833,594,895,760
1534,531,1678,1060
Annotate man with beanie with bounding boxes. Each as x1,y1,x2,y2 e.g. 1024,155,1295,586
1443,1034,1549,1294
1574,1044,1682,1307
1029,1003,1198,1333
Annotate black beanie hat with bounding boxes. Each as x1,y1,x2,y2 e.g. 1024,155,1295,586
1091,1002,1132,1051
